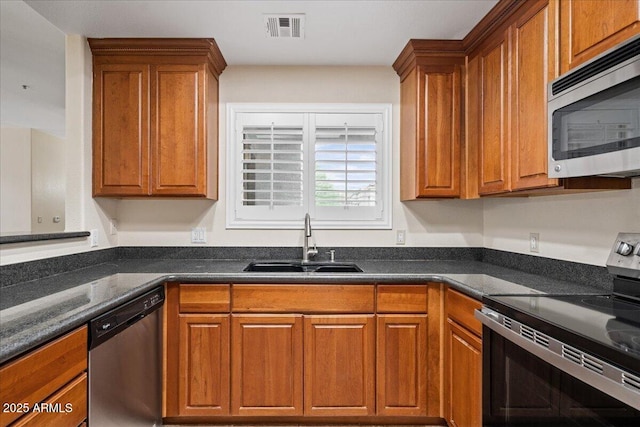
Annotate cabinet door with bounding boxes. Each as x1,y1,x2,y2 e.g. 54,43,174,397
417,66,462,197
446,319,482,427
0,327,87,426
177,314,230,416
559,0,640,73
511,1,560,191
151,64,208,196
477,31,511,195
231,314,303,415
304,315,375,416
464,54,481,199
93,63,150,196
400,64,462,200
12,374,87,427
377,315,428,416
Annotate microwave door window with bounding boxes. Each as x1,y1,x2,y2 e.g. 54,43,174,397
552,77,640,160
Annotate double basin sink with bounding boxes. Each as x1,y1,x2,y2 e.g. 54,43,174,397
244,261,362,273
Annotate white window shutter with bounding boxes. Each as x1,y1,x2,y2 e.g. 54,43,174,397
227,105,391,229
241,125,304,207
310,113,385,224
233,113,307,225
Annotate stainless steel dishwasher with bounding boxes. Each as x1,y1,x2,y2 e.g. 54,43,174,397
88,286,164,427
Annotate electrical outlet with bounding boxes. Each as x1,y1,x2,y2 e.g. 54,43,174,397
530,232,540,253
109,219,118,235
90,229,99,247
191,227,207,244
396,230,406,245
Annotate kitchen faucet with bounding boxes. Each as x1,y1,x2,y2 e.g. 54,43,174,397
303,213,318,262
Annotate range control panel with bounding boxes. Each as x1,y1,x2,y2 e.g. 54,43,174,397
607,233,640,279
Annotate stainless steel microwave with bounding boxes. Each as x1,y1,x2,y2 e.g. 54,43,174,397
548,36,640,178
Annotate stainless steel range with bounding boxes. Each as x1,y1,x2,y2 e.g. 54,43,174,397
477,232,640,426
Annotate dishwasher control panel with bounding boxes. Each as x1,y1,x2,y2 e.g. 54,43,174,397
89,286,165,350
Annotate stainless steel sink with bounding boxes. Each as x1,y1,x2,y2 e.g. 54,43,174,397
243,261,362,273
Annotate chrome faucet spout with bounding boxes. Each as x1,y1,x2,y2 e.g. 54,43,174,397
305,213,312,237
303,213,318,262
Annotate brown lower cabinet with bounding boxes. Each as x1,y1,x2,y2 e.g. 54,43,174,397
0,326,88,427
231,314,303,416
304,315,376,416
165,282,467,424
177,314,230,416
444,289,483,427
377,314,429,416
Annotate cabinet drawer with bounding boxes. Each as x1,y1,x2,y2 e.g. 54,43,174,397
179,284,230,313
13,373,87,427
377,285,428,313
0,326,87,426
232,285,375,313
446,289,482,336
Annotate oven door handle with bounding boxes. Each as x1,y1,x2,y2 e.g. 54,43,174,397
475,307,640,411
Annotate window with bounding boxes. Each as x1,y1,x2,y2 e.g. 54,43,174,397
227,104,391,229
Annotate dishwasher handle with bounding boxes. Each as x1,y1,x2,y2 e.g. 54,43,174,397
126,313,146,326
89,286,164,350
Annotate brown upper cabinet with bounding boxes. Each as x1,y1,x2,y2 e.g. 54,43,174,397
394,41,465,200
89,39,226,198
470,27,511,195
465,0,632,197
468,0,557,195
510,1,557,191
396,0,633,199
558,0,640,73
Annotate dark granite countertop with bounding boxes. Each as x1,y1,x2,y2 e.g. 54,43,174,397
0,258,608,364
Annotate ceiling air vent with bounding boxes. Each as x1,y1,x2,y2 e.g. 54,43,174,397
264,14,305,38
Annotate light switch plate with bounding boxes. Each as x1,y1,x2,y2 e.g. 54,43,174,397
109,219,118,235
191,227,207,244
530,232,539,253
90,229,99,247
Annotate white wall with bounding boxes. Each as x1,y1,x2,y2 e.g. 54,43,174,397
1,128,67,234
2,44,638,268
115,65,485,248
0,127,31,232
483,179,640,266
31,129,66,232
0,35,116,265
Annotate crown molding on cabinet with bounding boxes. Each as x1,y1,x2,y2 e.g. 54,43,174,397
87,38,227,77
392,39,465,81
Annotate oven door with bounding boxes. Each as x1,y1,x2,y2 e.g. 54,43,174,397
477,309,640,426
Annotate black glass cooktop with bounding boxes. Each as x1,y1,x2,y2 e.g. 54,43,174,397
484,294,640,374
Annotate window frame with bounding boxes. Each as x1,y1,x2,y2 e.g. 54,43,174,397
226,103,392,229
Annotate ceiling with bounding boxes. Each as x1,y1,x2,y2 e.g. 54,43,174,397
1,1,65,136
2,0,498,136
25,0,498,66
